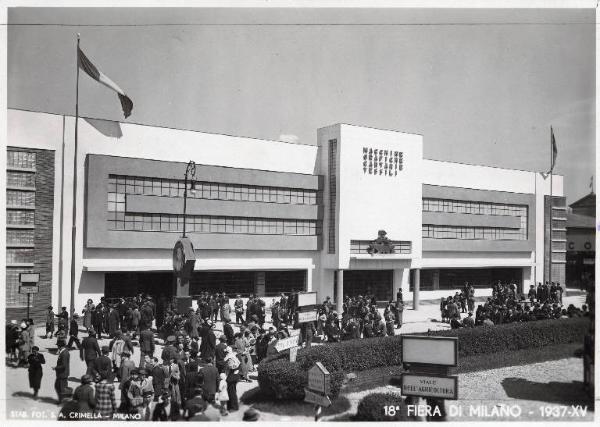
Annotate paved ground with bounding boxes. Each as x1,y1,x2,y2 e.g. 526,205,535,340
4,289,590,421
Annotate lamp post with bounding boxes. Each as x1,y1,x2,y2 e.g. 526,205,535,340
172,160,197,313
182,160,196,237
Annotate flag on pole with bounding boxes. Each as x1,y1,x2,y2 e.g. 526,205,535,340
78,46,133,118
550,126,558,173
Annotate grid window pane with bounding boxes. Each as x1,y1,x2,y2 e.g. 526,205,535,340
7,171,36,188
6,210,35,226
7,151,36,169
7,229,34,246
6,248,35,264
7,190,35,207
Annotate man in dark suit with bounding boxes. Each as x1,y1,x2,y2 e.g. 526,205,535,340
200,322,216,361
139,327,155,369
198,357,219,403
150,357,165,402
54,339,70,403
214,336,228,373
161,335,178,362
152,390,180,421
108,305,120,338
80,329,101,374
93,346,114,383
223,319,235,346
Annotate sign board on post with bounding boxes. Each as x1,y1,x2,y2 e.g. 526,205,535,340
289,346,298,363
297,292,317,307
19,285,39,294
307,362,331,395
401,336,458,367
274,336,300,353
20,273,40,283
304,388,331,407
401,373,458,400
297,310,318,323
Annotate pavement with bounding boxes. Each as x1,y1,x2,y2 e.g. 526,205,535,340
3,288,589,421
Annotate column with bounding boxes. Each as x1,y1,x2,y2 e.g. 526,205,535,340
254,272,266,297
336,269,344,313
413,268,420,311
432,270,440,290
393,269,403,300
305,267,313,292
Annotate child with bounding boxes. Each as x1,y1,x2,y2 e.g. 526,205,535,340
217,372,229,416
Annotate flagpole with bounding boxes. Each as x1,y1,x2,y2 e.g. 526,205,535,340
549,126,553,287
69,33,81,316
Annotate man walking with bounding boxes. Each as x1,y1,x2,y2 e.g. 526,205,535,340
80,329,101,374
54,339,70,403
139,326,155,369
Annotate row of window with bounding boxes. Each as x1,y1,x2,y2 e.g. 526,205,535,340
422,225,527,240
7,210,35,226
108,213,321,236
7,229,35,246
423,198,527,217
6,248,35,264
350,240,412,254
7,190,35,207
7,151,36,170
7,171,36,188
108,175,318,205
328,140,337,254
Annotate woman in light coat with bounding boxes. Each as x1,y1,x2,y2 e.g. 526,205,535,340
18,323,32,366
82,299,95,330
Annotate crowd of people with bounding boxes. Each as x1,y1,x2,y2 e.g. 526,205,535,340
5,282,593,420
312,290,406,342
441,281,592,329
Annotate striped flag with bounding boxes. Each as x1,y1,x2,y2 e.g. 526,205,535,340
78,46,133,118
550,126,558,173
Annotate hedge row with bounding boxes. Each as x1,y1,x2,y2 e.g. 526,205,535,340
258,317,591,400
257,358,346,400
430,317,591,357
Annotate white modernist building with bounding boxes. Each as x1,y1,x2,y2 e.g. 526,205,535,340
6,109,566,319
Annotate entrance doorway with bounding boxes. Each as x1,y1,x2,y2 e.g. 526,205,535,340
105,272,174,299
334,270,393,302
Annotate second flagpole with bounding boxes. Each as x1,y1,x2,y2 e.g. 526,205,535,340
69,33,81,316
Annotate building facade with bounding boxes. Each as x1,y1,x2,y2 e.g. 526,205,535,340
6,109,565,317
566,193,595,290
6,147,55,322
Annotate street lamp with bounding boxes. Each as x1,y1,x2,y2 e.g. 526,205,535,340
182,160,196,237
172,160,197,313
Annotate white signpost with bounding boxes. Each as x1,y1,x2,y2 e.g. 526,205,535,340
400,335,459,420
305,361,331,420
297,292,317,307
19,272,40,320
297,309,318,323
274,336,300,352
308,362,331,394
401,336,458,366
401,373,458,400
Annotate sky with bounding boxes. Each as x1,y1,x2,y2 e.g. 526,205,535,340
6,6,596,203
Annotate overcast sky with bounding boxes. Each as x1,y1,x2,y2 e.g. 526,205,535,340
7,7,595,203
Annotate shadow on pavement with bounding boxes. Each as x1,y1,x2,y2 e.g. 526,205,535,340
241,388,351,417
501,378,593,408
12,391,59,405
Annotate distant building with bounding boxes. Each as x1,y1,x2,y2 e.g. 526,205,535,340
566,192,595,290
